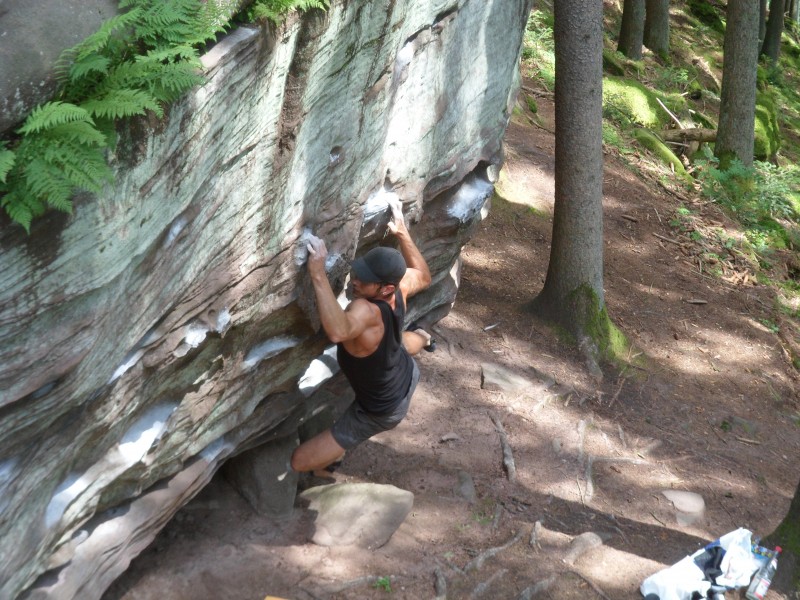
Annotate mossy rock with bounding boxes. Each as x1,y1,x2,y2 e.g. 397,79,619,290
603,48,626,76
691,110,716,129
632,128,694,183
755,90,780,161
603,76,687,129
686,0,725,34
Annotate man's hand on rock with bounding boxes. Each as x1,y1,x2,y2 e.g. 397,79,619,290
306,235,328,274
386,195,406,235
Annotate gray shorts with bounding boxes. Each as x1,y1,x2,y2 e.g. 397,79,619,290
331,361,420,450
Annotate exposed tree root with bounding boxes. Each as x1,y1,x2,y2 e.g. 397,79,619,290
470,568,508,599
465,529,525,572
434,566,447,600
568,570,612,600
489,411,517,483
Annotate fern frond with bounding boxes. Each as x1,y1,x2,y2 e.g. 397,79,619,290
147,63,205,101
24,159,74,209
2,190,36,233
250,0,329,22
82,89,163,119
18,102,93,135
133,1,196,47
44,121,108,147
67,10,143,63
68,53,112,82
43,144,113,193
0,146,15,184
142,44,199,64
186,0,230,45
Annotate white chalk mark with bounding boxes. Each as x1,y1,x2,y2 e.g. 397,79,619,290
298,345,339,396
446,174,494,222
118,404,177,464
45,473,91,528
243,336,300,369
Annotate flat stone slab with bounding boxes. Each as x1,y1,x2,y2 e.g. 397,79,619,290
299,483,414,549
481,363,535,392
662,489,705,526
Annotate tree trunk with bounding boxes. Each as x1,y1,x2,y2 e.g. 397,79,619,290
717,0,760,168
643,0,670,56
764,474,800,593
659,128,717,143
761,0,785,65
760,0,769,44
618,0,646,59
791,0,800,25
530,0,605,351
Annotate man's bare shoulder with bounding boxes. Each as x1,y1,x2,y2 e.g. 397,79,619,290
345,298,381,320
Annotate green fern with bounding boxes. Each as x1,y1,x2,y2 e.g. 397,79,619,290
0,144,14,184
17,102,94,135
2,0,327,232
249,0,329,23
55,10,142,80
82,88,164,119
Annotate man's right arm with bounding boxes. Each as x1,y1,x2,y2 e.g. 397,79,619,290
307,236,375,343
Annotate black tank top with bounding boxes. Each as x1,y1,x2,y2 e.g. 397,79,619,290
337,290,414,415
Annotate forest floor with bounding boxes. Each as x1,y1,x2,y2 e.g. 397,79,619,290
104,85,800,600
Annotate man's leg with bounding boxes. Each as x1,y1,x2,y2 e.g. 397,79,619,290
403,329,433,355
290,429,346,473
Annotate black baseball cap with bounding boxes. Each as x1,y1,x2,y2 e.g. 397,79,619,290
351,247,407,285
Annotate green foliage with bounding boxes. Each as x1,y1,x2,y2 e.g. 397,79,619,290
651,65,695,94
2,0,329,232
0,143,15,184
247,0,329,23
694,148,800,253
372,576,392,593
755,90,781,161
686,0,725,35
632,128,692,183
522,10,555,90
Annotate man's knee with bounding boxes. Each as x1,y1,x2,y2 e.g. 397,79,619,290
290,445,306,472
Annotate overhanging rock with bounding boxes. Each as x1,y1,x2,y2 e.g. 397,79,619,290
0,0,533,597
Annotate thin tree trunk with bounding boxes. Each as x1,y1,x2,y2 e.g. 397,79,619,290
760,0,769,44
531,0,605,333
618,0,646,59
764,475,800,593
717,0,760,168
791,0,800,25
761,0,785,64
643,0,669,56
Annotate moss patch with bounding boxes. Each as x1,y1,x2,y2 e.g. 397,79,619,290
546,284,649,377
755,90,781,161
603,76,686,129
632,128,693,183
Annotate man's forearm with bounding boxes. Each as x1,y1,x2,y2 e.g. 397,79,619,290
309,270,352,342
394,226,430,281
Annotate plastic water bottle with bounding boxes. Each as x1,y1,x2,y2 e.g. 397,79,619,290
746,546,781,600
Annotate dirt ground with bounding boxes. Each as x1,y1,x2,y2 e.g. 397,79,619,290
104,88,800,600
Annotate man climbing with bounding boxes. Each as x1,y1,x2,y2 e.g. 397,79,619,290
290,197,432,474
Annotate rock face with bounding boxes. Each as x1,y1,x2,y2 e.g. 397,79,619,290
0,0,531,598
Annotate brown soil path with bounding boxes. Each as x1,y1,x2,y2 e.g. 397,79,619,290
105,90,800,600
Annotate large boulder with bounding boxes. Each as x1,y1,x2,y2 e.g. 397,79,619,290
0,0,532,597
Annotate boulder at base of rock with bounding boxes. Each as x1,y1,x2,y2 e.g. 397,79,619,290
299,483,414,549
